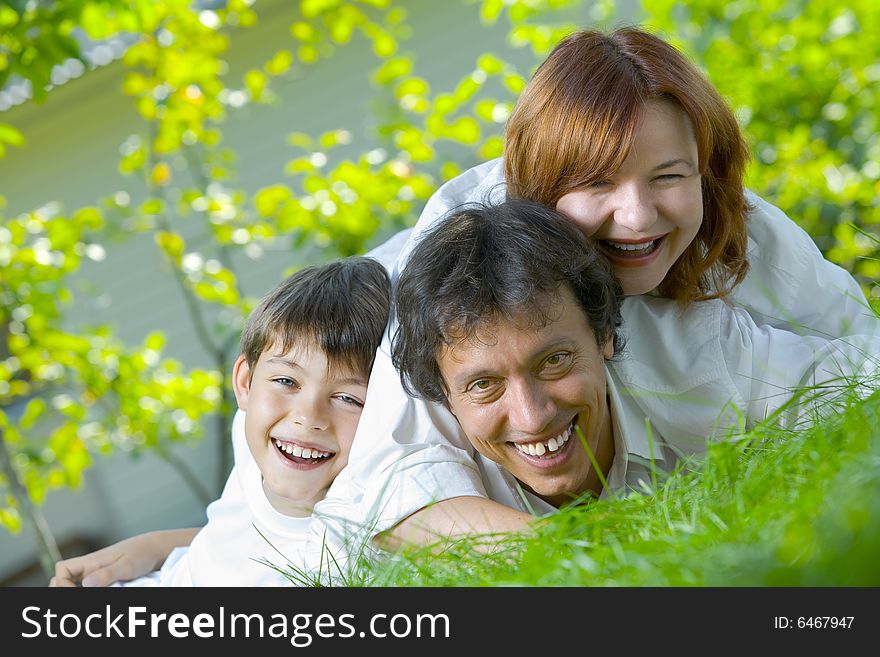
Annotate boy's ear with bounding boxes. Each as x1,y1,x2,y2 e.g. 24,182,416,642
232,355,251,411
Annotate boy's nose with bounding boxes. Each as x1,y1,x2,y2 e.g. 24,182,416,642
291,398,329,431
294,414,328,431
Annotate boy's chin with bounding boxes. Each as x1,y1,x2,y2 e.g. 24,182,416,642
261,479,325,517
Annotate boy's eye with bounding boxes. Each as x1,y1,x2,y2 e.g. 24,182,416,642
274,377,298,388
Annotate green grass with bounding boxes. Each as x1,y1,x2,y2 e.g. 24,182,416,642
357,387,880,586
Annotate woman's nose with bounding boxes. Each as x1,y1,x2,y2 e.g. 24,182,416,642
612,185,658,234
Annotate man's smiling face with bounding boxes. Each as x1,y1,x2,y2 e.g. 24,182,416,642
437,287,614,506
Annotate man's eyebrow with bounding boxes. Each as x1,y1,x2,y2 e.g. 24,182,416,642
451,368,495,390
654,158,695,171
450,337,577,389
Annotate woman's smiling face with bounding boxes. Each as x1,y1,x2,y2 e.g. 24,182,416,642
555,99,703,296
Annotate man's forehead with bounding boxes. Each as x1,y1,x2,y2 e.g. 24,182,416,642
442,288,586,350
440,298,594,364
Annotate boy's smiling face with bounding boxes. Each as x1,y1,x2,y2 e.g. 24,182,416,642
232,340,367,516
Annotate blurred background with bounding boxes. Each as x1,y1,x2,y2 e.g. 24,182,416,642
0,0,877,585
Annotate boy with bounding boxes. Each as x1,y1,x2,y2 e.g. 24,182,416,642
52,255,390,586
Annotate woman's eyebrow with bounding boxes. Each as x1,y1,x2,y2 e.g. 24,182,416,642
654,158,695,171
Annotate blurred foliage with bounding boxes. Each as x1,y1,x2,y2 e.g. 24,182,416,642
0,0,877,578
0,0,136,155
643,0,880,293
0,198,221,533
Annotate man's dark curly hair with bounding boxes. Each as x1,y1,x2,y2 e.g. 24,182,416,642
392,198,624,404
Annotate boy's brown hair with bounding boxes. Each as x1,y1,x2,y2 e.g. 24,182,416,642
240,256,391,378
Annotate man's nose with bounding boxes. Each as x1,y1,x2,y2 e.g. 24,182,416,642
507,380,556,436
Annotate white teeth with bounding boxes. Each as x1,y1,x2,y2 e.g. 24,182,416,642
274,440,330,459
605,240,654,252
514,421,575,457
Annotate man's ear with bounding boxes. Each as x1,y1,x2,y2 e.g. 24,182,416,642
602,337,615,360
441,381,456,417
232,355,251,411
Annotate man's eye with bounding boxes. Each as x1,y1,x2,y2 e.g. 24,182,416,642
467,379,494,393
542,352,571,369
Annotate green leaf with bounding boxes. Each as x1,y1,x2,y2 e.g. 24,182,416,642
19,397,46,430
155,231,185,260
374,56,412,85
265,49,293,76
0,123,25,148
